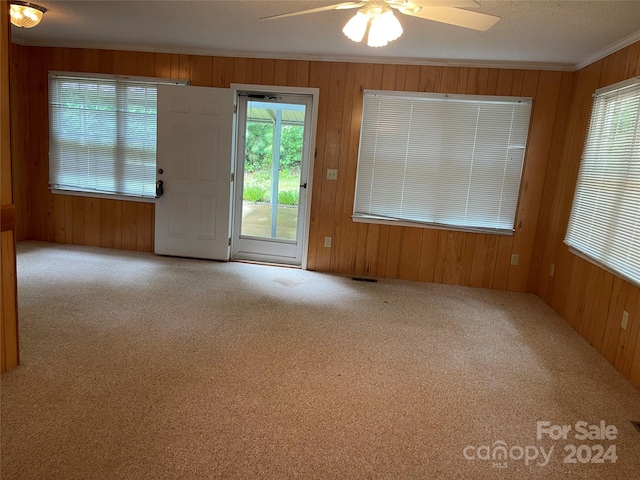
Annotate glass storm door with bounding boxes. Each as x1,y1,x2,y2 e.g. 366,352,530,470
232,94,313,265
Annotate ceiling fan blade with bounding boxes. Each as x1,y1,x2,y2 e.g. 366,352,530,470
389,0,480,8
399,6,499,31
261,2,366,20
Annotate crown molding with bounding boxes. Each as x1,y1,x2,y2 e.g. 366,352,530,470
574,29,640,71
10,37,575,72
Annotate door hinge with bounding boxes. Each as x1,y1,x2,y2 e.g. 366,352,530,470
233,104,237,114
228,237,232,246
230,172,234,182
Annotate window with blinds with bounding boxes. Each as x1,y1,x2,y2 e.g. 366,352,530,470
353,90,533,235
49,73,184,198
565,77,640,287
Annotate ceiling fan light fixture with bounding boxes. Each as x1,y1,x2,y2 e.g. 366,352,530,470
367,9,402,47
343,11,369,43
376,9,403,42
9,1,47,28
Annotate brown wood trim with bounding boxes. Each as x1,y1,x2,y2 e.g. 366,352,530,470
1,204,15,232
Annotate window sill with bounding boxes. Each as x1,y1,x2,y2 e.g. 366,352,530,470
50,189,157,204
352,215,514,236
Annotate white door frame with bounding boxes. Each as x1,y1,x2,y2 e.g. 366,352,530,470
230,84,319,270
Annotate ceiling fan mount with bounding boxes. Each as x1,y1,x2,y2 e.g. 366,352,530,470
262,0,500,48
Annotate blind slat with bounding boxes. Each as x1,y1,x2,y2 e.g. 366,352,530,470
353,90,533,234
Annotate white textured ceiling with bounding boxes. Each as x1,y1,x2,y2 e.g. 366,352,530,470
10,1,640,70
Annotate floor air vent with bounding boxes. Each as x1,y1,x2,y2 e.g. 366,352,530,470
352,277,377,283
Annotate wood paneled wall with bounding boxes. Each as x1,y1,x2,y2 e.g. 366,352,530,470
1,0,19,373
11,45,573,293
537,41,640,388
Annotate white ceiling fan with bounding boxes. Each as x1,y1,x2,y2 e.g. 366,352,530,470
262,1,500,47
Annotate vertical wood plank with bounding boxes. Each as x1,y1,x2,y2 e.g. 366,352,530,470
63,196,73,244
121,201,138,251
53,194,66,243
469,234,489,288
614,286,639,372
82,49,100,73
442,232,465,285
482,237,499,289
234,57,248,85
583,265,606,346
397,228,422,281
138,52,155,77
136,203,151,251
296,61,310,87
121,51,139,76
83,197,101,247
384,227,403,279
71,196,84,245
261,58,276,85
1,233,19,372
432,232,448,283
623,291,640,378
114,200,123,249
591,272,615,353
100,199,116,249
154,53,171,78
461,233,476,286
274,59,288,86
417,230,439,283
192,56,213,87
601,277,629,363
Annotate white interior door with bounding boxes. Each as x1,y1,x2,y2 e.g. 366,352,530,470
155,85,234,260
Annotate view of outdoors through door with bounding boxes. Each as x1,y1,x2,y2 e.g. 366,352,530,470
241,101,305,241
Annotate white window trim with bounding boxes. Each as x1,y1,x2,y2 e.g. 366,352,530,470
50,188,157,204
352,214,515,236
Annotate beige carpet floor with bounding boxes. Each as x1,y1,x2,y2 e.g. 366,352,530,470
1,241,639,479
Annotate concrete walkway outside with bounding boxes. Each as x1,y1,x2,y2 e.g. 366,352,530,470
241,202,298,240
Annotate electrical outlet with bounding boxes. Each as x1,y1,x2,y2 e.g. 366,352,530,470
511,254,519,266
324,236,332,248
621,311,629,330
549,264,555,277
326,169,338,180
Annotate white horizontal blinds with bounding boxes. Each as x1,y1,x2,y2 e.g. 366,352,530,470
565,77,640,286
354,91,532,234
49,74,157,198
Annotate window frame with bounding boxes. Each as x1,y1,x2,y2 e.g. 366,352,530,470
48,71,188,201
352,89,533,236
